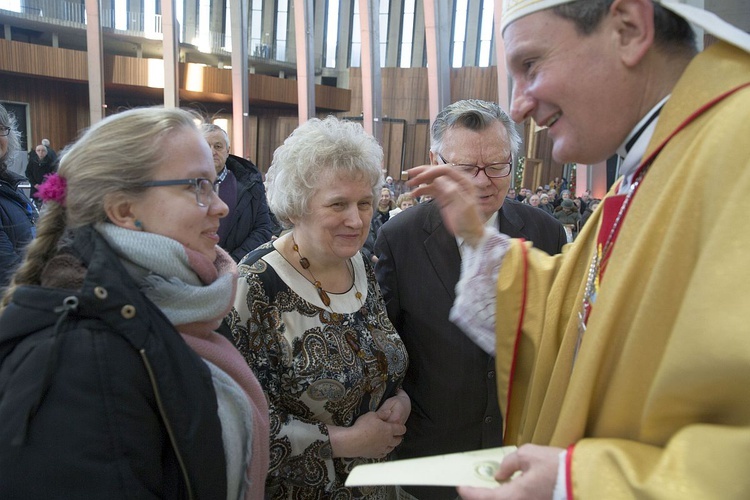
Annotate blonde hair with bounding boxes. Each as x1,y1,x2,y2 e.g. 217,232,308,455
396,193,414,207
1,107,200,309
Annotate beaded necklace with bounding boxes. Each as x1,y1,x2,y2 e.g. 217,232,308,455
291,234,363,311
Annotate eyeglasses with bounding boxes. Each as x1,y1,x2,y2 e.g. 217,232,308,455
142,177,221,207
438,153,512,178
0,126,11,137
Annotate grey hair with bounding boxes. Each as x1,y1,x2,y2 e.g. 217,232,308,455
553,0,696,54
200,122,230,150
42,138,50,147
58,107,201,227
430,99,521,156
266,116,384,228
0,104,21,174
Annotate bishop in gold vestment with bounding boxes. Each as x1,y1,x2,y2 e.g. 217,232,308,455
406,6,750,497
494,42,750,498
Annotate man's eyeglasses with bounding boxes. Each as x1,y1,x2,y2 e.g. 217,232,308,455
0,126,11,137
437,153,512,178
142,178,221,207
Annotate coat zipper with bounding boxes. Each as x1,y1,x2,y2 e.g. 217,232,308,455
139,349,195,500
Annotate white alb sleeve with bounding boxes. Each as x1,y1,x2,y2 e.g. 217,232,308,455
448,227,511,356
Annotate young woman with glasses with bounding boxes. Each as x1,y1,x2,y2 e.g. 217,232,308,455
0,107,269,499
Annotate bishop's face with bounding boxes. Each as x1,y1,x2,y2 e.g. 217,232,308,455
504,9,644,164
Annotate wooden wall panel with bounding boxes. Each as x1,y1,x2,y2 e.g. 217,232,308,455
0,73,89,154
382,120,406,179
412,121,431,166
450,66,498,104
0,39,87,81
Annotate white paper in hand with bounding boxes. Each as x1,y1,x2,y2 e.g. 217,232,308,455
345,446,517,489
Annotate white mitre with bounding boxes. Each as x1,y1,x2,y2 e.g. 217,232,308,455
501,0,750,53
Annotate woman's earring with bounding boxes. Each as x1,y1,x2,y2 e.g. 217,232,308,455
134,219,143,230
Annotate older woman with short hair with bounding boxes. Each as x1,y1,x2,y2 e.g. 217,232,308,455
227,116,410,499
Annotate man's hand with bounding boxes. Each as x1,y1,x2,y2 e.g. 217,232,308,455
406,165,485,247
457,444,563,500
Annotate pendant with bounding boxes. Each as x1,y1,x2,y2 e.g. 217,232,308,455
315,282,331,307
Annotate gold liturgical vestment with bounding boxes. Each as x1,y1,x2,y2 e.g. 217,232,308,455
494,42,750,498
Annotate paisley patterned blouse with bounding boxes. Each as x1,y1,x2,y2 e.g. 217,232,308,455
227,242,408,499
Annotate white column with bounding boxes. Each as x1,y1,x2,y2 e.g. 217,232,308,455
85,0,105,124
230,0,250,158
423,0,451,123
163,0,180,108
293,0,316,122
359,0,383,142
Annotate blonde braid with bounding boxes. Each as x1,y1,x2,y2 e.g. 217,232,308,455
0,202,67,311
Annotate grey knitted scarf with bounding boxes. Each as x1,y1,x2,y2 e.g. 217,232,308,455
95,223,234,326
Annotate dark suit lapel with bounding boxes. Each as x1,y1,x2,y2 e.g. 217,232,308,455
422,202,462,300
498,202,526,239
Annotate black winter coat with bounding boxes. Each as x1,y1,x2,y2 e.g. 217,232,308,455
0,226,227,499
25,151,55,201
0,170,36,288
220,154,273,262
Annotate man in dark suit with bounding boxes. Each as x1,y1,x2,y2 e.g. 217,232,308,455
374,99,565,500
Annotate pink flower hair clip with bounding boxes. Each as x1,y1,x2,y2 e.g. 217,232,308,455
34,172,67,206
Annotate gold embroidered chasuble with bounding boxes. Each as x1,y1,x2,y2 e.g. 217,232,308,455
493,42,750,498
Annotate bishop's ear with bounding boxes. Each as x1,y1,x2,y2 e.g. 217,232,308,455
610,0,655,68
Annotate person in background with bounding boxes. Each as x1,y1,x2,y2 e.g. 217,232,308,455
389,192,416,218
580,198,601,228
41,138,57,165
578,189,592,214
26,144,55,206
385,175,396,196
0,104,37,289
0,107,269,498
406,0,750,498
374,99,565,500
528,194,540,208
201,123,273,262
538,193,554,215
362,186,396,264
547,188,558,207
506,187,516,200
226,116,409,499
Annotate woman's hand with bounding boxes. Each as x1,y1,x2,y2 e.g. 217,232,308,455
328,411,407,459
377,389,411,425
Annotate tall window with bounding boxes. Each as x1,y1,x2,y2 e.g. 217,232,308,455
115,0,127,30
223,0,231,51
379,0,389,67
452,0,468,68
2,0,21,13
324,0,340,68
250,0,264,57
144,0,157,37
176,0,184,41
350,1,361,67
399,0,416,68
478,0,494,67
197,0,211,51
276,0,289,61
